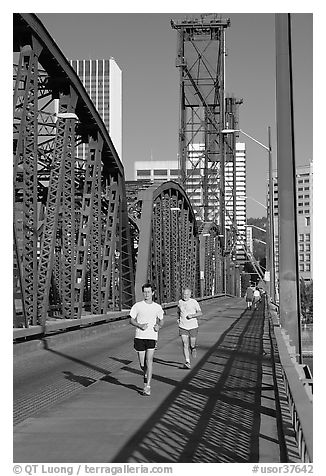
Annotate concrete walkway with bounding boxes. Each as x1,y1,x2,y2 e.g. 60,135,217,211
13,297,300,463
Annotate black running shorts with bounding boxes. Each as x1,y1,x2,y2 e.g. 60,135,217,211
134,338,157,351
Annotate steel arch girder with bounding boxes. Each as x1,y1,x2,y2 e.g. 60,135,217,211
13,14,135,326
134,181,200,303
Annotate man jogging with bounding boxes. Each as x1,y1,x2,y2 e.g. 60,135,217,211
130,283,164,396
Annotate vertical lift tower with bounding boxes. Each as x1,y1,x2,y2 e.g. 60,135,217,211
171,15,234,292
171,14,230,235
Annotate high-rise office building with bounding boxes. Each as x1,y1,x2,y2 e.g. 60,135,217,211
271,162,313,282
246,226,254,254
70,58,122,160
225,142,247,263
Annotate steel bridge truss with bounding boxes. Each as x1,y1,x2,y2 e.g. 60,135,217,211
126,181,201,303
13,14,134,328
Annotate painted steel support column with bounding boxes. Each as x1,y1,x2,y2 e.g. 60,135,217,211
268,126,276,303
134,189,153,301
220,30,226,294
235,265,240,297
176,27,186,184
275,13,302,363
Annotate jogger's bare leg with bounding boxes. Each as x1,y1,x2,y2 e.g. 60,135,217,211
181,334,190,363
137,350,147,383
190,336,196,350
145,348,155,387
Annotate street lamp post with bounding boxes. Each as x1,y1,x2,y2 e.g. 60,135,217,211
222,127,275,302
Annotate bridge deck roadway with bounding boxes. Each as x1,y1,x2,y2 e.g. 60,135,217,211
13,296,301,463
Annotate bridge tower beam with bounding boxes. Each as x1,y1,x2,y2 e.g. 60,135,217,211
171,14,230,226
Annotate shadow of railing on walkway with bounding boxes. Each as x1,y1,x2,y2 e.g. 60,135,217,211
111,305,290,463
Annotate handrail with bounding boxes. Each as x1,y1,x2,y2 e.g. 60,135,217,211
268,299,313,462
13,293,229,341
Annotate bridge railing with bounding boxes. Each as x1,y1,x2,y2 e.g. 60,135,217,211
267,299,313,463
13,293,229,342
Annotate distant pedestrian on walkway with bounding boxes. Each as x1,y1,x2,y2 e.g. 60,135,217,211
177,287,202,369
253,287,261,309
244,283,255,309
129,283,164,396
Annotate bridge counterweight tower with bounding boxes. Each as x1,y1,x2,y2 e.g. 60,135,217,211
171,14,230,225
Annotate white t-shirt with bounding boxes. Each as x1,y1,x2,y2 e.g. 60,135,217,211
254,290,260,298
178,298,201,330
130,300,164,340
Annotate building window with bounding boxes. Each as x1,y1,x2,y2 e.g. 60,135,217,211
305,217,310,226
298,187,303,191
298,202,303,207
299,264,304,272
299,254,304,262
298,179,303,183
137,170,151,176
304,202,309,206
306,243,310,251
304,179,309,183
298,210,303,214
304,209,310,214
154,169,167,176
306,264,311,272
299,244,304,252
298,195,303,199
305,234,310,242
306,254,311,262
304,187,309,190
299,234,304,242
170,169,179,176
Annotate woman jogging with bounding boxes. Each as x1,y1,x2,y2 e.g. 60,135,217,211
177,287,202,369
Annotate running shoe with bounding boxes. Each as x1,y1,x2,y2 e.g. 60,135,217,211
191,347,197,358
143,385,151,396
183,361,191,369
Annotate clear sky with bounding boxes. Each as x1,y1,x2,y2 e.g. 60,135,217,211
37,10,313,218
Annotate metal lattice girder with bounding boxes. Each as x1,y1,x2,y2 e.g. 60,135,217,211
101,177,120,313
13,41,42,326
134,181,199,303
152,199,163,300
13,225,27,328
74,134,103,318
90,155,102,315
179,207,188,289
61,96,78,319
52,224,63,308
37,90,78,324
119,180,136,309
198,222,223,297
